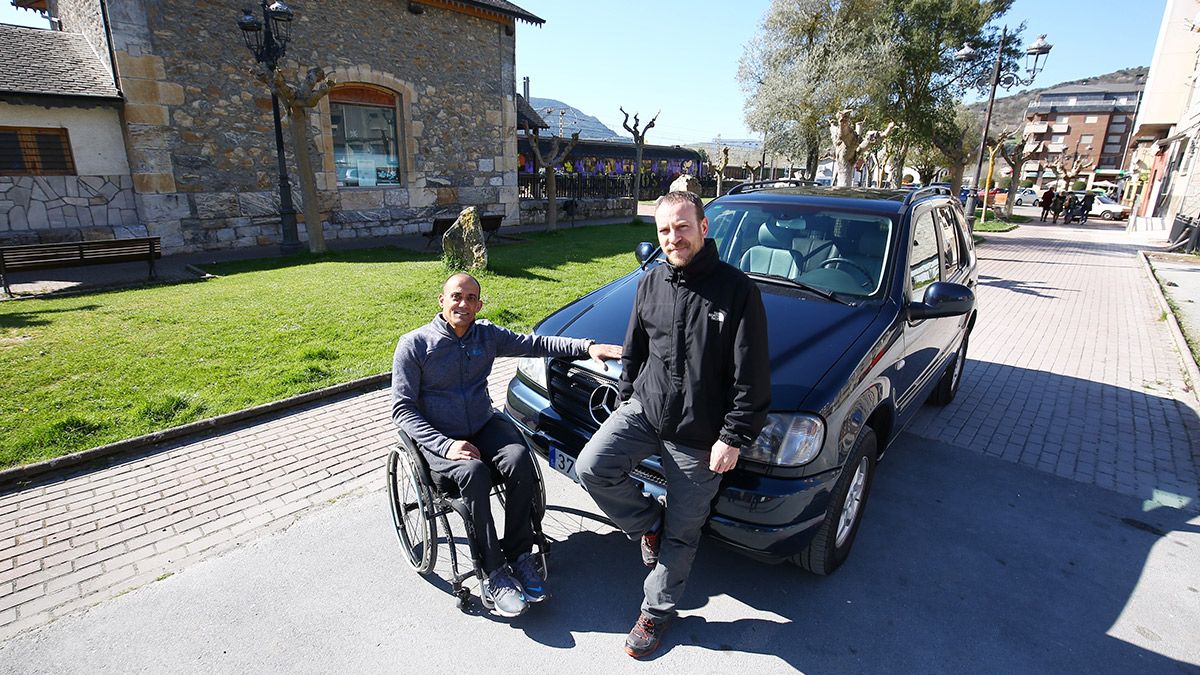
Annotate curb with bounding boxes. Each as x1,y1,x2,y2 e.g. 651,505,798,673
0,373,390,489
1140,251,1200,408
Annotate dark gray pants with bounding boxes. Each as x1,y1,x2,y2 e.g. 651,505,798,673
576,398,721,620
420,415,536,575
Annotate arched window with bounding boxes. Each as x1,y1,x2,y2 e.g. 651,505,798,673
329,84,401,187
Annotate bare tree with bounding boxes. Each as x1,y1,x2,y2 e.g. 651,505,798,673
256,66,336,253
521,123,579,230
712,146,730,196
998,132,1037,218
1049,152,1095,191
829,110,896,187
620,107,659,201
980,127,1015,219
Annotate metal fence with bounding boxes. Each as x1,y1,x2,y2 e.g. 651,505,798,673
518,174,733,200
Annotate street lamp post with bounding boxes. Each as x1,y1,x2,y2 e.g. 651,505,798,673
957,29,1053,229
238,1,302,254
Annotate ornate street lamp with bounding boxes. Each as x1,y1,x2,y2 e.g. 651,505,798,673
957,28,1053,229
237,1,302,254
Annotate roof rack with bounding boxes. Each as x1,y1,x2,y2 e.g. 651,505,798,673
727,178,821,195
902,185,952,205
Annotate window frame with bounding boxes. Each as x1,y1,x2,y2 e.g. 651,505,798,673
0,126,76,176
907,204,943,304
328,84,404,189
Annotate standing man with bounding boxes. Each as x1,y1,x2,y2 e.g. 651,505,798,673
1039,186,1055,222
392,273,621,618
1080,191,1096,223
575,191,771,658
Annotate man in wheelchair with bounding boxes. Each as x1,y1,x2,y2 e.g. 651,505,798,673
391,273,622,617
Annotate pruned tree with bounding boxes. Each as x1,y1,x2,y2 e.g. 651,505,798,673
620,107,659,202
521,122,579,230
980,127,1016,218
712,146,730,196
1049,151,1094,191
256,65,336,253
998,131,1037,217
829,110,896,187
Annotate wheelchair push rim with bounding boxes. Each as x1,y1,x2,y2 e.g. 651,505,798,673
387,447,438,574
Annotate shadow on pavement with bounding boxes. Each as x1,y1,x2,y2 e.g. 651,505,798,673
508,434,1199,671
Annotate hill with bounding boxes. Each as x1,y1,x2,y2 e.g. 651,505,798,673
965,66,1148,135
527,97,627,141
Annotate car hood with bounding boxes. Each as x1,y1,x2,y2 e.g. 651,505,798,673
534,265,881,411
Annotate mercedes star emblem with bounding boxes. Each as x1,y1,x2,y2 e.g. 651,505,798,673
587,383,620,425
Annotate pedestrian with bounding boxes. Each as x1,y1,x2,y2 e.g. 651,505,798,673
1080,192,1095,223
391,273,621,618
1040,187,1055,222
575,190,772,659
1063,193,1078,224
1051,191,1066,224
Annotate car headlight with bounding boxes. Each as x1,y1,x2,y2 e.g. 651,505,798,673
517,356,548,392
741,413,825,466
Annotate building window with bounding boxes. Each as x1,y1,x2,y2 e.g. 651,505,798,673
1103,143,1121,154
1110,123,1127,133
1107,134,1123,144
329,85,402,187
1056,115,1069,123
1079,134,1094,144
1085,115,1098,123
1113,115,1126,123
0,126,76,176
1051,134,1066,144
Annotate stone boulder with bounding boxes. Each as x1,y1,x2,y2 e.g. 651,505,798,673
669,174,702,195
442,205,488,270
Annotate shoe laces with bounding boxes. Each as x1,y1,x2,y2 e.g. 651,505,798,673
488,570,519,594
633,614,657,637
514,554,539,581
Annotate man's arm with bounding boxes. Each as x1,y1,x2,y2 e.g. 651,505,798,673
718,283,772,449
390,338,454,457
491,323,622,370
617,279,650,401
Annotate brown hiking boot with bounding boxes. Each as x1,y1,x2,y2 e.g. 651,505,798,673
624,612,667,658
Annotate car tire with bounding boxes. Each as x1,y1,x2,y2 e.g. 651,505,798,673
1016,198,1024,206
1100,210,1114,220
793,427,877,576
929,334,968,406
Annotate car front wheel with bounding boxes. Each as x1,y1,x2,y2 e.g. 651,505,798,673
1016,198,1024,206
794,427,877,575
1100,210,1114,220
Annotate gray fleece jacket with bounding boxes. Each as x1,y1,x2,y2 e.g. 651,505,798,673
391,314,592,456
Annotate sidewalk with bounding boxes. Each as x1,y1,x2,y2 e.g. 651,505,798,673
2,215,1198,641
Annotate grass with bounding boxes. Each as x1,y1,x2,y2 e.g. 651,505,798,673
974,209,1028,232
0,221,653,469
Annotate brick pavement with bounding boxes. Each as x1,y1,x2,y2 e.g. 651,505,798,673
908,221,1200,508
2,220,1199,640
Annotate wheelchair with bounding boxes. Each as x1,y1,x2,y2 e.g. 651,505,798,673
386,428,550,612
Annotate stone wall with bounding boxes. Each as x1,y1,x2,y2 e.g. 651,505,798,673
519,197,636,226
0,175,140,245
103,0,521,253
51,0,112,78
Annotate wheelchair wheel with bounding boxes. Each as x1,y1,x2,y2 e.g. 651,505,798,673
387,447,437,574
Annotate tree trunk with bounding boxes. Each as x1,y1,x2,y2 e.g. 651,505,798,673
889,147,907,187
633,145,644,202
545,170,558,230
805,145,819,184
287,106,326,254
947,164,965,195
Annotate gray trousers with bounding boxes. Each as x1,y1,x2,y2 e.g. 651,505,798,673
575,398,721,620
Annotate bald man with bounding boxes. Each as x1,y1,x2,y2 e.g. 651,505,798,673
391,273,621,617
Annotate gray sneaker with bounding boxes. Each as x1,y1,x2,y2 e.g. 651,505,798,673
481,568,527,618
511,552,546,603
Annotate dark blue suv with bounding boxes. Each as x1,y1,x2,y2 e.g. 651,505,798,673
505,182,977,574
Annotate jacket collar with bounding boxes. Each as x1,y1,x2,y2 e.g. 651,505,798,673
431,313,474,340
668,238,719,283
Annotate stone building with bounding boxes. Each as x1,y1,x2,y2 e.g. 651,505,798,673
1,0,544,253
1021,83,1142,189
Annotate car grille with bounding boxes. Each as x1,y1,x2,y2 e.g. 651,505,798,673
547,359,614,433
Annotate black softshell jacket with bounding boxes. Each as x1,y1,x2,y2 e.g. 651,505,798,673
618,238,771,449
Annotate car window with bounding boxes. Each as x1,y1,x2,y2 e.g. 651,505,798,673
934,207,960,271
704,202,894,298
909,208,940,302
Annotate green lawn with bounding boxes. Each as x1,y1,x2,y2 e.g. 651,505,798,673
0,222,653,469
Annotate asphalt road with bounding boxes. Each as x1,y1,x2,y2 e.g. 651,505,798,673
1,432,1195,674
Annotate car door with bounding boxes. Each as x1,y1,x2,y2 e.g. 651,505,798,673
895,203,945,422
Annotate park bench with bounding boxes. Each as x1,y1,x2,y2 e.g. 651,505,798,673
424,213,505,249
0,237,161,296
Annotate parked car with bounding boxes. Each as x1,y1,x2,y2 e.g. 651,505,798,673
1069,191,1130,220
1012,188,1039,206
506,182,977,574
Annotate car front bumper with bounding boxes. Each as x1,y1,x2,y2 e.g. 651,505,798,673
505,376,840,561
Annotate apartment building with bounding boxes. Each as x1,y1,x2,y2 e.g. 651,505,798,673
1022,83,1143,189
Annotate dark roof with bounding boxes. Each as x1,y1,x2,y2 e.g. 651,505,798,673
1039,83,1144,96
412,0,544,25
0,24,119,99
515,93,548,129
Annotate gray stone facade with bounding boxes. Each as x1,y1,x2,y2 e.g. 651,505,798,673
92,0,523,253
0,176,140,244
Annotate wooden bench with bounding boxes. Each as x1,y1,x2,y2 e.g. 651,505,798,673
424,214,505,249
0,237,161,296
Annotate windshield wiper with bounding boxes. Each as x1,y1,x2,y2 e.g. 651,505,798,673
744,272,851,305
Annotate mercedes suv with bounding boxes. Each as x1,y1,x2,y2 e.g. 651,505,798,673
505,181,977,574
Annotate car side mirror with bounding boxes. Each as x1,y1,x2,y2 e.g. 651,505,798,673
635,241,657,264
909,281,974,320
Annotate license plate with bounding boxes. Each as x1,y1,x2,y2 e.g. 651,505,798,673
548,446,579,482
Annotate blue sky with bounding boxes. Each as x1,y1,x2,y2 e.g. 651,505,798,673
1,0,1165,144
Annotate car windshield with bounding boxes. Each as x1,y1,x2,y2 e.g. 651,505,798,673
1096,194,1117,204
704,202,894,298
